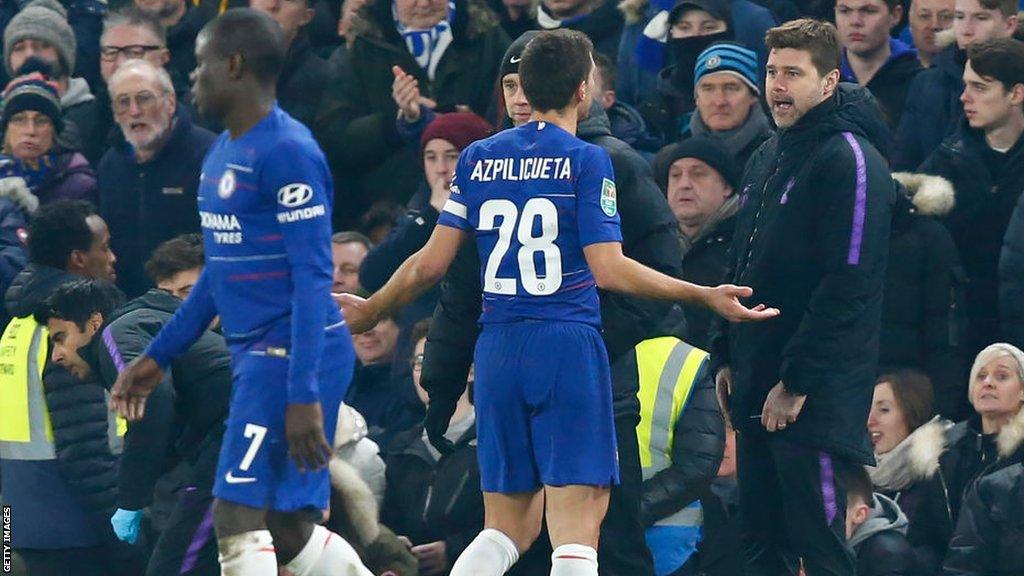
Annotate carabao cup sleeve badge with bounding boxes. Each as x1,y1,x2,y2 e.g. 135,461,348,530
601,178,617,217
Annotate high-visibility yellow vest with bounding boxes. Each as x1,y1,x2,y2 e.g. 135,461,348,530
635,336,709,528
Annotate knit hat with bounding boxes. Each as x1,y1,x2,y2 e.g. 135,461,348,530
500,30,540,79
668,0,731,27
1,66,63,133
421,112,492,152
655,137,738,191
3,0,76,77
694,42,760,95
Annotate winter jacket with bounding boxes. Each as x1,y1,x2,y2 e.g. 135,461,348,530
278,36,331,128
346,362,424,448
166,4,207,85
850,493,914,576
999,182,1024,352
315,0,510,221
97,114,214,298
917,120,1024,359
2,264,120,547
871,417,955,576
0,151,97,206
892,46,964,171
537,0,623,59
61,76,105,165
606,99,661,156
711,84,896,464
0,177,34,326
80,288,231,509
840,39,922,133
885,173,966,420
943,408,1024,576
678,207,736,351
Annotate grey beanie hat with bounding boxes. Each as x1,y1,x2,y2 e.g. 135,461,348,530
3,0,76,76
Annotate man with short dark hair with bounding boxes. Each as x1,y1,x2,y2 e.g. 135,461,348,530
145,233,205,300
838,463,913,576
332,231,372,294
713,18,894,576
905,0,955,67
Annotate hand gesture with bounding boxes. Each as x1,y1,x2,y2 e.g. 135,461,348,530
761,382,807,433
335,292,379,334
703,284,779,323
109,355,164,421
285,402,332,472
411,541,449,575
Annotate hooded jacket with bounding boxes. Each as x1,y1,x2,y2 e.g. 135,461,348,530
315,0,510,220
943,408,1024,576
917,119,1024,358
891,45,964,171
849,493,914,576
710,84,896,464
80,288,231,510
841,39,922,132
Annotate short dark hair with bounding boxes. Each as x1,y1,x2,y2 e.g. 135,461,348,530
331,231,373,250
357,201,403,241
409,318,432,349
967,38,1024,97
38,279,124,331
835,461,874,507
145,233,204,285
103,7,167,45
977,0,1018,17
593,51,616,93
765,18,842,77
28,200,98,270
876,369,935,433
835,0,901,12
200,8,286,86
519,29,595,113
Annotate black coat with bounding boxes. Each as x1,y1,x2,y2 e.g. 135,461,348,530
844,44,922,133
918,120,1024,359
345,362,424,448
278,36,331,128
166,5,207,84
97,114,216,298
999,184,1024,352
679,214,735,351
892,46,964,171
81,289,231,509
943,411,1024,576
857,531,915,576
711,84,896,464
537,0,623,60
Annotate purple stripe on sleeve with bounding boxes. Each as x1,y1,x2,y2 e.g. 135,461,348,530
180,504,215,574
819,451,838,525
842,132,867,265
102,325,127,373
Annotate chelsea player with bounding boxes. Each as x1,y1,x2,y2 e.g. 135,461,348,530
110,10,371,576
340,30,778,576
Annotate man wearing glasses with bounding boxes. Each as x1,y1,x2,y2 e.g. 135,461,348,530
97,58,216,297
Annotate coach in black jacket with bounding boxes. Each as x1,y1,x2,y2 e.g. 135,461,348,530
710,20,895,576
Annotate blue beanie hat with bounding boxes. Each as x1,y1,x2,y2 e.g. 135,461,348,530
694,42,759,95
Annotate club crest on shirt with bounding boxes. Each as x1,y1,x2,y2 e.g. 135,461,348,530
601,178,617,217
218,169,236,199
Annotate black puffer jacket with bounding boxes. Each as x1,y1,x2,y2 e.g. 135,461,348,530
940,415,1002,529
885,173,966,419
943,409,1024,576
999,185,1024,352
917,119,1024,359
5,264,119,522
711,84,896,464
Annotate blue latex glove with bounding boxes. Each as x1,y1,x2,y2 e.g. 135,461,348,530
111,508,143,544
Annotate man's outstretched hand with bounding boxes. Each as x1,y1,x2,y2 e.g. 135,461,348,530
110,356,164,421
285,402,332,472
703,284,779,322
334,293,379,334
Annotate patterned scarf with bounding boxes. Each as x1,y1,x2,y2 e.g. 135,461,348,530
393,0,456,80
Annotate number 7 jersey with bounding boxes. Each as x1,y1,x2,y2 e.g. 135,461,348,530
437,120,622,327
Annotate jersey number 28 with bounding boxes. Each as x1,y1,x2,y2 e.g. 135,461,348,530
480,198,562,296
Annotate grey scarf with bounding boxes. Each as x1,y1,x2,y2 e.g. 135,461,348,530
689,103,772,160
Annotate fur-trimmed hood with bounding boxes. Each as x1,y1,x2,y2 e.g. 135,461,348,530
328,404,384,548
893,172,956,217
997,405,1024,459
871,416,953,491
0,176,38,215
349,0,500,44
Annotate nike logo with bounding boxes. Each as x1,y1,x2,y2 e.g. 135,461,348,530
510,56,521,63
224,471,257,484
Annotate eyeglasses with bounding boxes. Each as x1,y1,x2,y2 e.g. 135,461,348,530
100,45,164,61
112,90,161,114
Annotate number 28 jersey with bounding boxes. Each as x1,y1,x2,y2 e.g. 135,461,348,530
437,121,622,327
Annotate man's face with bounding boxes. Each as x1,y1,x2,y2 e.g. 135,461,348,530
670,8,729,39
543,0,590,18
592,65,616,110
332,241,367,294
100,25,169,84
765,48,836,129
251,0,315,45
502,73,533,126
423,139,459,191
134,0,184,20
836,0,902,57
954,0,1017,49
393,0,448,29
667,157,733,230
961,61,1024,132
909,0,955,58
353,318,400,365
577,58,597,120
47,316,99,380
8,38,60,77
111,70,176,155
4,111,55,163
695,72,757,131
190,34,230,119
80,215,118,281
157,266,202,300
